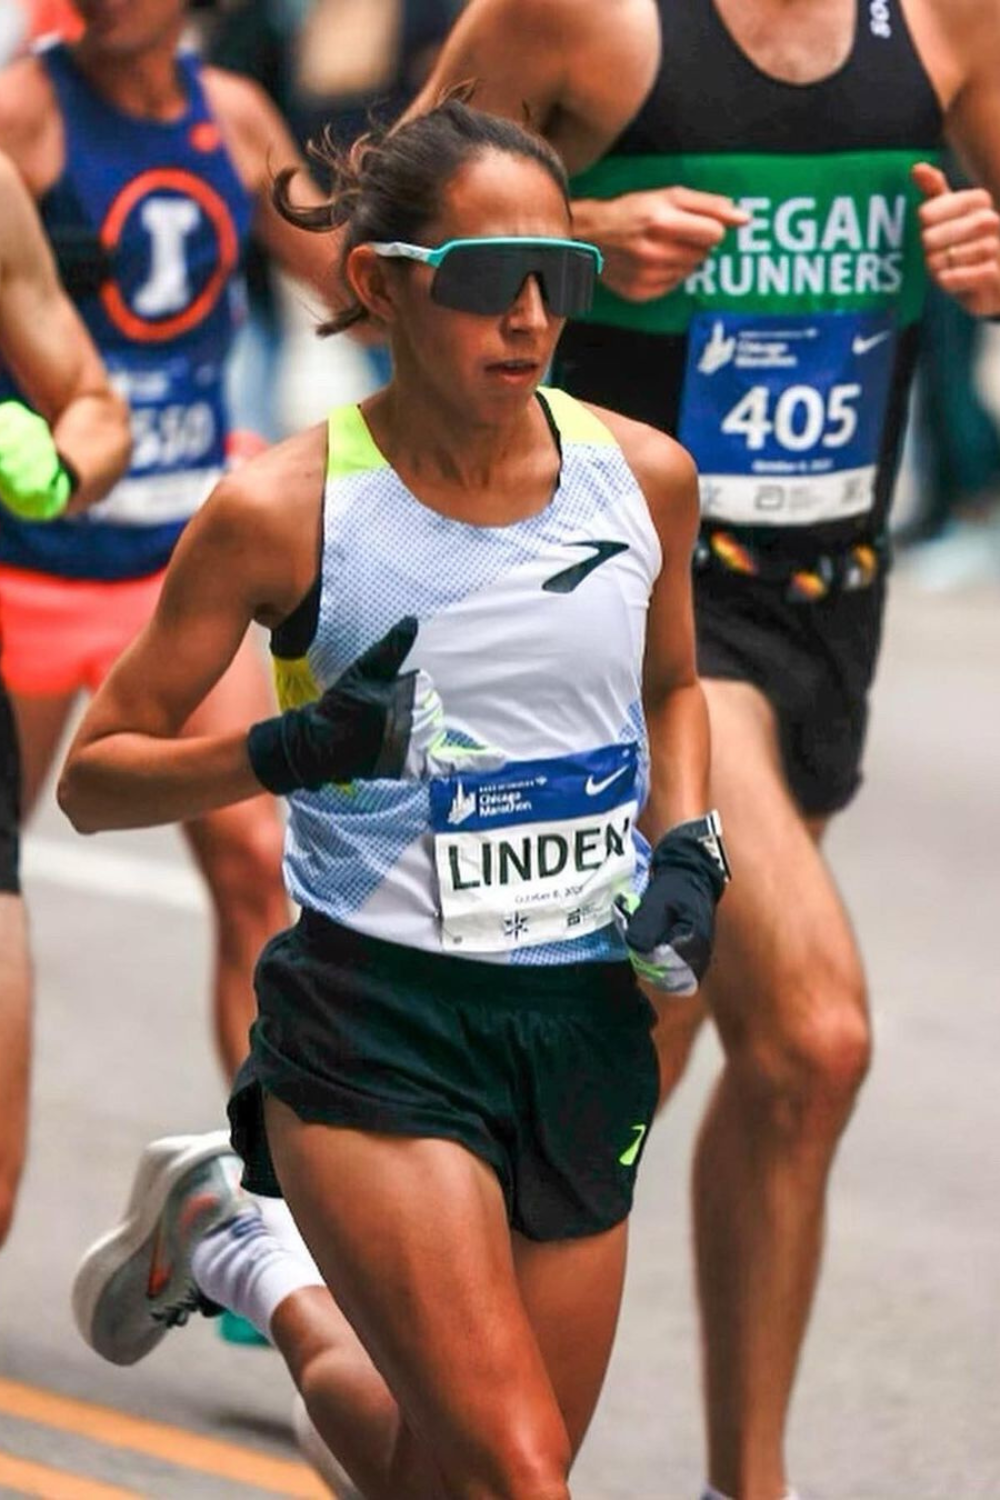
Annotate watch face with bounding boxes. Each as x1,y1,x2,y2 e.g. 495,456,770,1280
698,812,732,883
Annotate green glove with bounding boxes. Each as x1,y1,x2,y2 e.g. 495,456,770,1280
0,401,75,521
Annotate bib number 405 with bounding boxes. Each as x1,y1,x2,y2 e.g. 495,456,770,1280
721,383,861,453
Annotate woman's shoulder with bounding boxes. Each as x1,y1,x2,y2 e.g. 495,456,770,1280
576,399,697,492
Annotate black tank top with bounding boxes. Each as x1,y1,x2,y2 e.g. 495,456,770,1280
555,0,944,555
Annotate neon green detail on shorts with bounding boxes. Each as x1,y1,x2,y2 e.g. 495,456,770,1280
539,386,617,446
619,1122,647,1168
570,148,940,334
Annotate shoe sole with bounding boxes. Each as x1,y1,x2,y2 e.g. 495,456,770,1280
73,1130,234,1364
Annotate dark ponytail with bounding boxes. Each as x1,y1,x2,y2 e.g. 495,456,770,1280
273,88,570,335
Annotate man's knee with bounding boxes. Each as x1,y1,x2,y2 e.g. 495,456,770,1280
727,966,871,1137
195,809,286,922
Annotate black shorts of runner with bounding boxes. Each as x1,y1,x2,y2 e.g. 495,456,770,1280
695,570,887,818
229,909,660,1242
0,670,21,894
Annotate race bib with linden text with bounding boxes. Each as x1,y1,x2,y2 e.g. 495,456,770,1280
430,743,639,954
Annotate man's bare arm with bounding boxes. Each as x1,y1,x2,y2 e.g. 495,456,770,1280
408,0,746,299
912,0,1000,317
405,0,656,172
0,151,129,512
203,69,342,310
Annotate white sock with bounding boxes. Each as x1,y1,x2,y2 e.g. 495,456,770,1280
701,1489,800,1500
254,1194,323,1279
191,1211,325,1341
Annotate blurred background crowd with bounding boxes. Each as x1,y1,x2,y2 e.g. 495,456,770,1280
3,0,997,591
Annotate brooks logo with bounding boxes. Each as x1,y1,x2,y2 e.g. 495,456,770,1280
542,541,629,594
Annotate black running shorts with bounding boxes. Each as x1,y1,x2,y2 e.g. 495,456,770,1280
695,571,887,818
0,669,20,894
230,910,660,1242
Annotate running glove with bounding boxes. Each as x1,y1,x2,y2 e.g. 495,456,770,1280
247,616,504,795
0,401,76,521
614,812,731,996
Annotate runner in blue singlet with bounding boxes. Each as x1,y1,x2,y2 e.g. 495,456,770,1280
0,0,339,1079
0,147,129,1252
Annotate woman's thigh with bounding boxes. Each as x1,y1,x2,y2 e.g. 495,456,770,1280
264,1098,572,1494
513,1220,629,1457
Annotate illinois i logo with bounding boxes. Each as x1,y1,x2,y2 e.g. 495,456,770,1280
99,168,239,342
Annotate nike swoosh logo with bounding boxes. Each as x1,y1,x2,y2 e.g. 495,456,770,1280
146,1190,218,1300
618,1123,647,1168
542,540,629,595
852,331,892,356
585,764,630,796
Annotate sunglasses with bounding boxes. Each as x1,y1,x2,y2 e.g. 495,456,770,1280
369,236,603,317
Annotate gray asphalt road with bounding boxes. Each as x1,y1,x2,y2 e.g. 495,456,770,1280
1,575,997,1499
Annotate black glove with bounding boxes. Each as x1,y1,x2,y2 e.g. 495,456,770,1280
613,812,731,995
247,617,419,794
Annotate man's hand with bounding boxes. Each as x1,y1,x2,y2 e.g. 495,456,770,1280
914,162,1000,318
0,401,74,521
574,186,748,301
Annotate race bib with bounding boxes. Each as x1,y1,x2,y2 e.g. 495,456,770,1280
91,357,226,526
430,743,638,954
679,309,897,526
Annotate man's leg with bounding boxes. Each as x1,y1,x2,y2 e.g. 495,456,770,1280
0,893,30,1246
655,679,870,1500
180,633,289,1079
9,690,76,817
0,672,30,1248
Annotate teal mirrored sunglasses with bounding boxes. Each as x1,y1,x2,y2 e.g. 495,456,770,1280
370,236,603,316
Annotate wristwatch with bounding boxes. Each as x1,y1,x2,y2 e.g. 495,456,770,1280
673,809,732,884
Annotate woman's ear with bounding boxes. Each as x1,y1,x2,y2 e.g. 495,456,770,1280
345,245,396,326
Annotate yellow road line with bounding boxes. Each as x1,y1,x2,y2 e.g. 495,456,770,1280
0,1378,330,1498
0,1452,143,1499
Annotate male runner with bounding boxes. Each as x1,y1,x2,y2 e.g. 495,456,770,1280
402,4,1000,1498
0,146,130,1247
0,0,338,1078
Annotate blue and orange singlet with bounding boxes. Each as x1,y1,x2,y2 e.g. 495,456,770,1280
0,41,254,581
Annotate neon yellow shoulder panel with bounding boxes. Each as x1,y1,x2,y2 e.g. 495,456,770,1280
326,404,391,479
539,386,617,447
272,654,321,712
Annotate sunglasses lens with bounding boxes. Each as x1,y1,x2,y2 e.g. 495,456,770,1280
431,245,598,316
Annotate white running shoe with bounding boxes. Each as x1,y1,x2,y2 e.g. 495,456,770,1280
73,1131,250,1365
292,1391,365,1499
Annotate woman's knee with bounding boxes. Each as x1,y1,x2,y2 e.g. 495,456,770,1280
438,1411,572,1500
468,1444,572,1500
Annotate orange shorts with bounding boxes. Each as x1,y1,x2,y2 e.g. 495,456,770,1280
0,565,166,697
